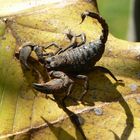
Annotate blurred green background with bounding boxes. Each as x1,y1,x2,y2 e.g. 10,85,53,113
98,0,131,40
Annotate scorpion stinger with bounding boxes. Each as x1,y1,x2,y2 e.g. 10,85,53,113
80,11,108,44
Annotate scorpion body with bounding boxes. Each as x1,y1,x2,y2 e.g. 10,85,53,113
46,12,108,74
18,11,122,101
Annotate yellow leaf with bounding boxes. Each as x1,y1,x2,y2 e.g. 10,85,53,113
0,0,140,140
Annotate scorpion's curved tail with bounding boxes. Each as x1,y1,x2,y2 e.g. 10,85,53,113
80,11,108,45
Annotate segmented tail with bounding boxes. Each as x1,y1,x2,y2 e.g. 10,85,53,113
81,11,109,45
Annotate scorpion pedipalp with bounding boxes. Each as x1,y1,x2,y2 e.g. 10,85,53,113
19,42,62,69
19,43,46,69
32,79,64,93
33,70,74,96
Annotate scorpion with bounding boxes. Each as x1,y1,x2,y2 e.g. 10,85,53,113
18,11,123,103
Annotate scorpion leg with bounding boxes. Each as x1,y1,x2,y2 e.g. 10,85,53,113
76,75,89,101
75,33,86,47
58,32,86,54
62,82,74,103
66,30,86,47
93,66,123,83
44,42,62,55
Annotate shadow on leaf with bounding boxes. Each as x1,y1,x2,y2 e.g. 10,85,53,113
18,57,134,140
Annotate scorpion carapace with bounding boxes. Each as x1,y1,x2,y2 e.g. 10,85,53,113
18,11,123,102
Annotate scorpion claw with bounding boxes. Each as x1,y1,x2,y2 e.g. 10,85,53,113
32,83,49,93
19,45,33,69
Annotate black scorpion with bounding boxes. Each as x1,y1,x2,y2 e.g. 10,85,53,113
18,11,122,102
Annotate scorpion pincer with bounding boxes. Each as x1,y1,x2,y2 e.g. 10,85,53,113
32,70,74,95
18,11,123,102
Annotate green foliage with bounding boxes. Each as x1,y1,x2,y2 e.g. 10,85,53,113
98,0,130,40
